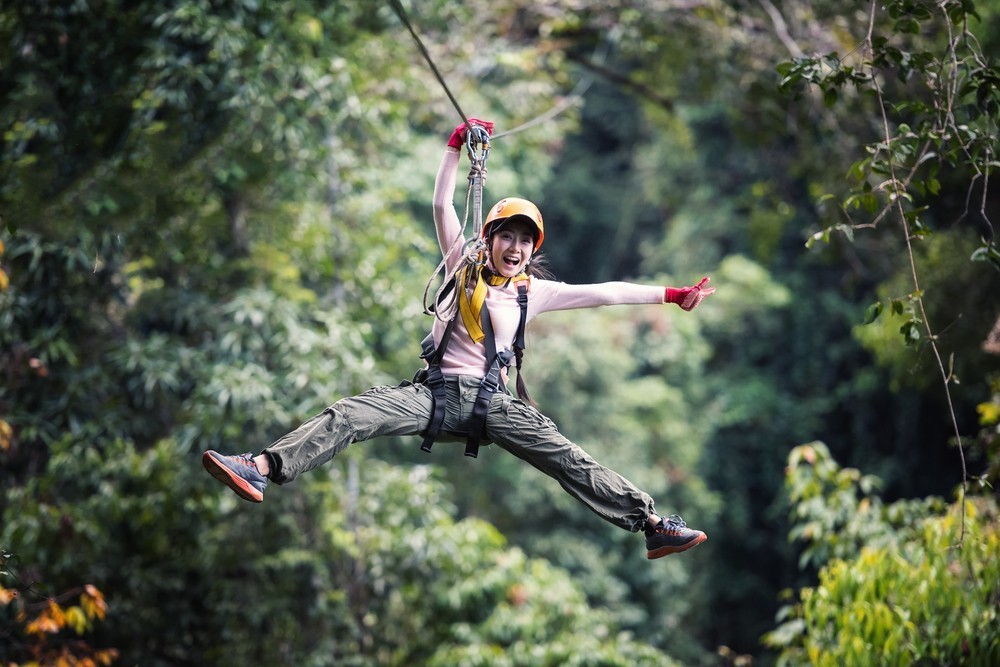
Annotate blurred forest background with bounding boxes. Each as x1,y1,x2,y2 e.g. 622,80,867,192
1,1,999,665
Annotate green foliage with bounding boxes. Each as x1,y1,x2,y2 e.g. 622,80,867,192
854,232,1000,391
783,442,947,569
3,0,1000,664
1,437,680,666
767,443,1000,666
0,0,417,232
778,1,997,216
777,0,999,270
0,227,389,468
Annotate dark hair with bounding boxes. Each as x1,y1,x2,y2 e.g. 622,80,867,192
523,251,554,280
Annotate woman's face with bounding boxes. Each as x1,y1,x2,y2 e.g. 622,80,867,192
489,219,535,278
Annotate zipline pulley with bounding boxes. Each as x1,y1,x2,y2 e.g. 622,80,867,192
465,122,491,241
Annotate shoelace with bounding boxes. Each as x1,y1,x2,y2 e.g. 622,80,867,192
656,514,688,535
233,453,257,468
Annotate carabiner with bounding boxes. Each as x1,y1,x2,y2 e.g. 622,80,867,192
462,237,488,265
465,123,491,166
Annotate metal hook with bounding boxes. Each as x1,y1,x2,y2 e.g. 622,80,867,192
465,123,491,238
465,123,491,164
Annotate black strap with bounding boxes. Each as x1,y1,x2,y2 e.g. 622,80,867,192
464,305,513,458
418,316,457,453
514,282,528,350
481,303,500,387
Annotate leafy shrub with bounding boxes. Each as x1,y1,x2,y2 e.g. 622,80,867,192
766,443,1000,666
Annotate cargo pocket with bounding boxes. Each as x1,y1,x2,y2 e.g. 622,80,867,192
338,385,426,442
508,398,558,432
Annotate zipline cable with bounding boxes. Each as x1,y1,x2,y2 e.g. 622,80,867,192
387,0,474,134
386,0,599,320
386,0,490,242
491,54,602,140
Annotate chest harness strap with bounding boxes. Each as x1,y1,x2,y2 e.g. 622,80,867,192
419,280,529,458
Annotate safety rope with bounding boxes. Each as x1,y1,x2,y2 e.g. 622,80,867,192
422,185,481,322
490,73,595,140
418,114,492,322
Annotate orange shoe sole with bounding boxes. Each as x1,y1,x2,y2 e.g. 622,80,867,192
646,532,707,559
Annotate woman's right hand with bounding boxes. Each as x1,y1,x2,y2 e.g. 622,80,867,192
447,118,494,149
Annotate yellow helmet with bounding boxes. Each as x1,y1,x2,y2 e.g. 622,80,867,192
482,197,544,251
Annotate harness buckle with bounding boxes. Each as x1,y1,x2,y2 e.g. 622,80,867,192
496,348,515,367
424,369,446,388
480,373,501,394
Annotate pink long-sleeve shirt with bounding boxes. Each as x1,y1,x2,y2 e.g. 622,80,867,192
431,149,665,377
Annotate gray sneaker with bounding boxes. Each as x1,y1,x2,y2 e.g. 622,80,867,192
644,514,706,559
202,451,268,502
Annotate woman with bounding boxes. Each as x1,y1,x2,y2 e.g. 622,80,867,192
203,119,715,559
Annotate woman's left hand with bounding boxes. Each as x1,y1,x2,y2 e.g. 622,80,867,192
665,277,715,311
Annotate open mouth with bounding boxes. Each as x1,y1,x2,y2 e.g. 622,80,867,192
502,256,521,269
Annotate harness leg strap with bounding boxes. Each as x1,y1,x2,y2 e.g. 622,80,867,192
418,327,454,453
420,365,447,453
465,375,496,457
465,304,516,458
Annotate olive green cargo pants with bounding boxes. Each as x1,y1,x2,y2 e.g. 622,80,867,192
263,375,655,532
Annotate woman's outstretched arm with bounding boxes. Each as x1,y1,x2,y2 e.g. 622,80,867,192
530,278,715,314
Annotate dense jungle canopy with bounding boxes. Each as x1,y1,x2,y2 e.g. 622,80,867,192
1,1,999,665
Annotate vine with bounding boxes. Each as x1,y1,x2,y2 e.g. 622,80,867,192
777,0,999,544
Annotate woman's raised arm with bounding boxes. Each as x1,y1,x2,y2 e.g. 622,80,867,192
432,119,494,272
432,147,464,271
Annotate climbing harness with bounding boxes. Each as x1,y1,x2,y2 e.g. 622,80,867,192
418,273,530,458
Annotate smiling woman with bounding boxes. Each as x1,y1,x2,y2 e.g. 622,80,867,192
490,216,536,271
203,117,717,562
493,221,534,268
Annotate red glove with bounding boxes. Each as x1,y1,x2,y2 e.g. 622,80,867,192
665,277,715,311
447,117,494,149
